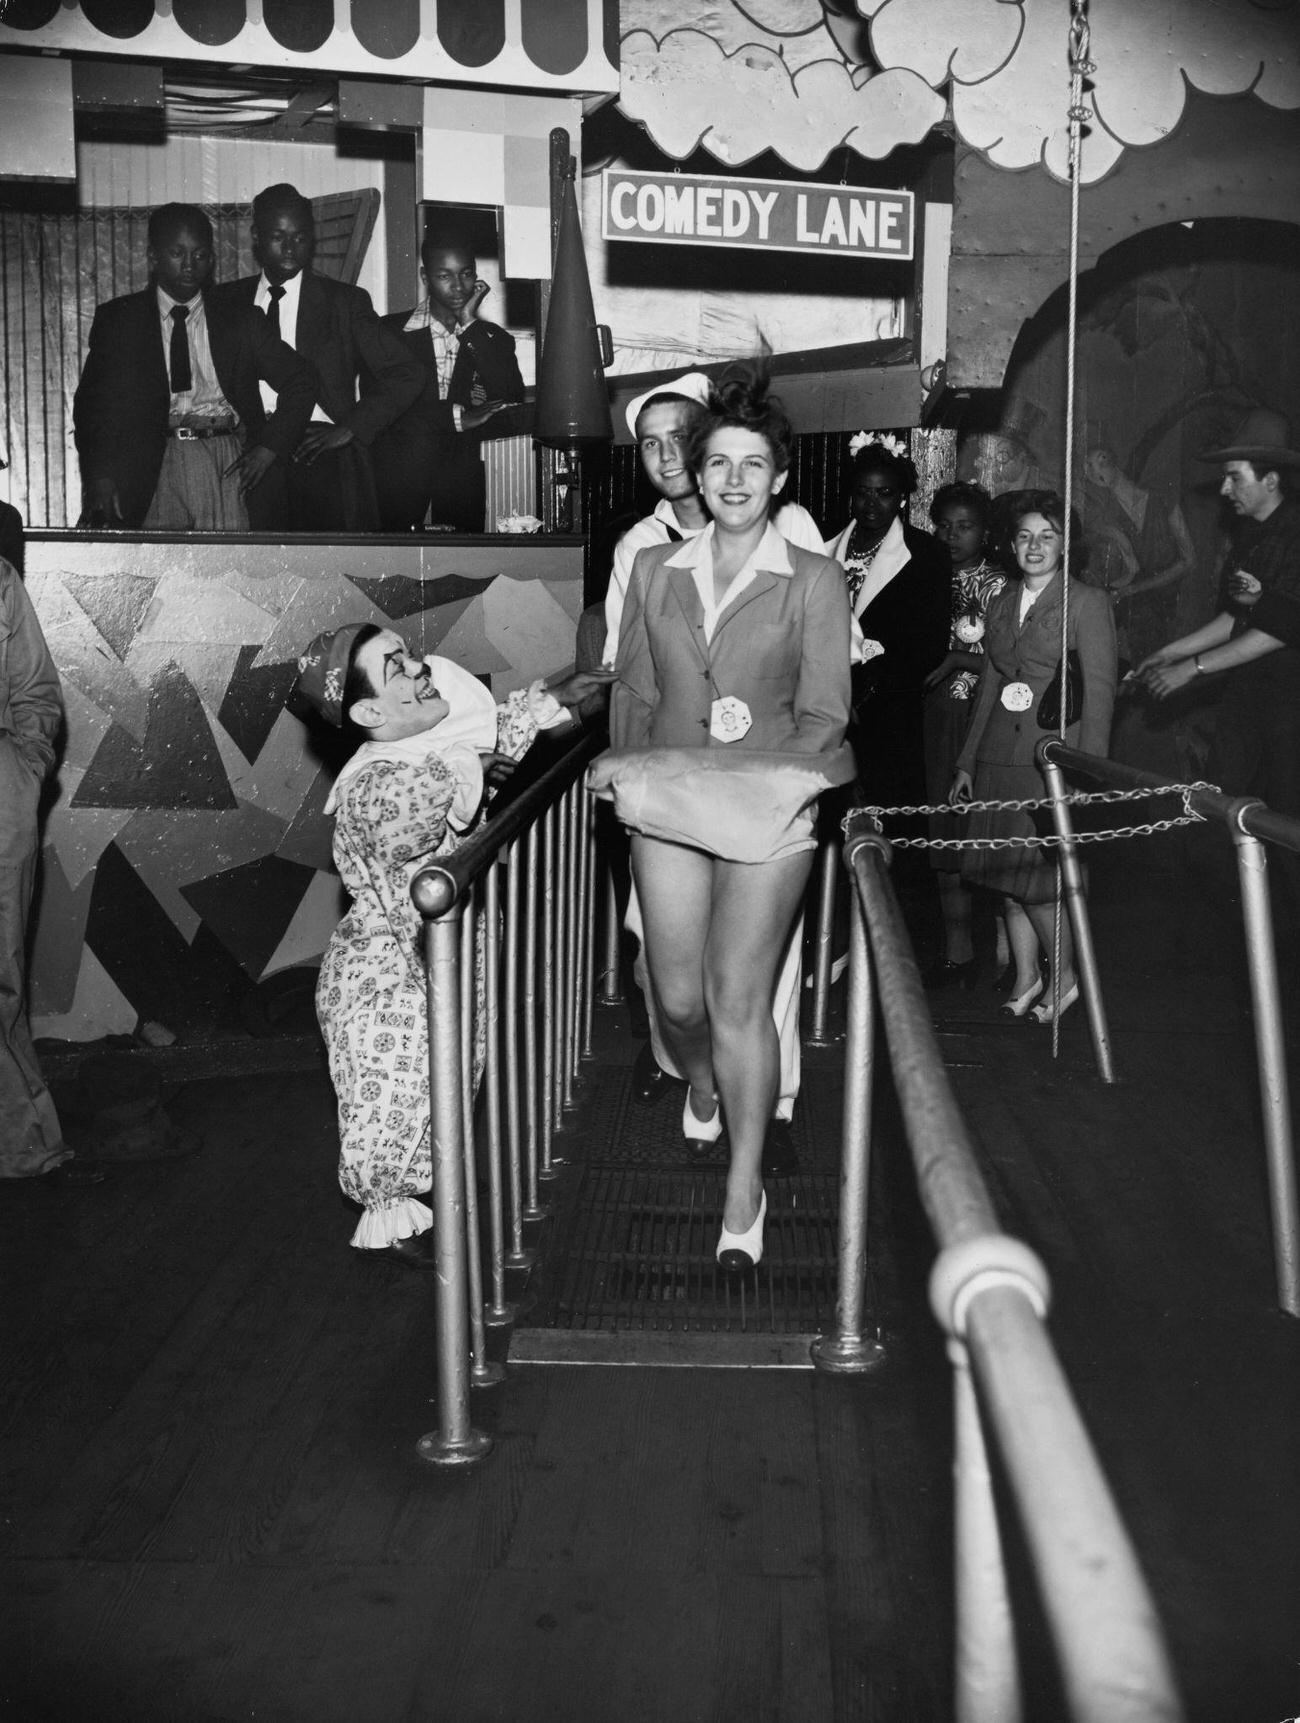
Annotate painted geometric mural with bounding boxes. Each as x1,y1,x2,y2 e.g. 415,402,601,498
24,535,584,1043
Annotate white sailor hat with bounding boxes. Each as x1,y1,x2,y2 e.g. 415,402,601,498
624,371,715,439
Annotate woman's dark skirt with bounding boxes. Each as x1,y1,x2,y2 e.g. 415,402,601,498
958,760,1060,904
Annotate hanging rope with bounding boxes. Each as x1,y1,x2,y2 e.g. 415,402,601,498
1045,0,1096,1053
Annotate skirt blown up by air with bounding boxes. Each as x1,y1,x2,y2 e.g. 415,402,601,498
587,745,857,864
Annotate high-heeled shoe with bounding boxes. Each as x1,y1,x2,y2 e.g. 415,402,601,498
1031,982,1079,1025
999,976,1045,1019
683,1089,723,1155
717,1191,766,1274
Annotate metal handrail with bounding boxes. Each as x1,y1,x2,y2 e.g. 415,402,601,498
409,723,604,1467
1041,741,1300,1316
817,812,1185,1722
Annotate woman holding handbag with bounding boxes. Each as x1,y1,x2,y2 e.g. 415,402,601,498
597,365,853,1273
950,491,1117,1024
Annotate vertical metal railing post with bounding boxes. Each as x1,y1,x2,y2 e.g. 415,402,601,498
540,803,558,1178
1231,815,1300,1316
416,904,492,1468
562,785,580,1107
807,836,840,1046
580,784,597,1059
523,821,544,1207
472,873,511,1319
950,1336,1022,1722
458,898,504,1381
811,843,886,1374
512,835,549,1227
600,843,622,1003
1039,754,1116,1083
488,861,532,1277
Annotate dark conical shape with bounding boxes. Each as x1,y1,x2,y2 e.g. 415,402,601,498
535,172,613,446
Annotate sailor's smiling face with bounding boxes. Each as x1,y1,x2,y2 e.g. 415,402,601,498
349,629,449,739
637,400,699,504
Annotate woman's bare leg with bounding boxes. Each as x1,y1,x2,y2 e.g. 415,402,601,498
630,837,718,1116
705,850,816,1232
938,872,974,964
1005,898,1042,994
1025,899,1077,994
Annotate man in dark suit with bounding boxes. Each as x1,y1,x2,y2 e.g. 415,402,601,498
73,203,315,531
216,183,422,533
371,226,526,533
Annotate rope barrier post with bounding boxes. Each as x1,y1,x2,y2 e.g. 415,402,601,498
1230,809,1300,1316
415,889,492,1469
812,826,886,1375
807,836,840,1047
1039,749,1116,1083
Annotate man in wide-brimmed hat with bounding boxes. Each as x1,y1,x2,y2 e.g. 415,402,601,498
1137,407,1300,879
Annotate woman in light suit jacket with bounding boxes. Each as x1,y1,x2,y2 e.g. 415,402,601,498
609,369,852,1273
952,491,1117,1023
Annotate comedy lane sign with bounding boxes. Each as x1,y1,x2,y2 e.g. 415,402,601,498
601,169,914,262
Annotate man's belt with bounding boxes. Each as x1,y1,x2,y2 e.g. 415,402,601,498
167,422,239,441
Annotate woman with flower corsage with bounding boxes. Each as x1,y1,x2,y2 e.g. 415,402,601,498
293,626,610,1267
826,432,952,812
950,492,1117,1025
922,482,1009,988
598,365,853,1275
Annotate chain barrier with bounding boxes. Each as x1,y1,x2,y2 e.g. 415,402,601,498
845,781,1218,854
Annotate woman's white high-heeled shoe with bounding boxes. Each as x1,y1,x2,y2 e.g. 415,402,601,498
717,1191,766,1274
683,1090,723,1152
1031,982,1080,1025
999,976,1045,1019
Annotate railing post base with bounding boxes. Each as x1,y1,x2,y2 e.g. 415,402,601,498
810,1332,887,1375
521,1200,553,1223
505,1246,537,1272
416,1427,493,1468
471,1360,507,1389
483,1303,518,1330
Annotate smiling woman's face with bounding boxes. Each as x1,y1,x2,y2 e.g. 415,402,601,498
351,628,449,737
1012,511,1064,580
698,425,786,535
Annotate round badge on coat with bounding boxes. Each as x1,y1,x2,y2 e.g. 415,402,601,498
1000,680,1034,712
955,612,985,645
710,695,753,743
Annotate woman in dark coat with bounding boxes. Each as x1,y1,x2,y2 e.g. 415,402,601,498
951,491,1118,1024
825,435,952,809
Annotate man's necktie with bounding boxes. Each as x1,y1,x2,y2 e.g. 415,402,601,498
264,283,286,339
168,305,192,395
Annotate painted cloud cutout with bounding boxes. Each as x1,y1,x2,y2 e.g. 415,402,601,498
621,0,1299,184
619,29,944,169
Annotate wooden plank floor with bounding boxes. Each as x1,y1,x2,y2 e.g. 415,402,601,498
2,834,1297,1722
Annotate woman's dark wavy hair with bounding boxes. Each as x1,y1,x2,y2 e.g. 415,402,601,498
684,361,796,479
849,437,918,500
1001,488,1090,578
929,480,992,533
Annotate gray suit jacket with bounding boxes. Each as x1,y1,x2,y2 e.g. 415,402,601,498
957,574,1117,772
610,528,851,758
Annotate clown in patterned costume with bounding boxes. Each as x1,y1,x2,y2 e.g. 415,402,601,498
294,624,611,1267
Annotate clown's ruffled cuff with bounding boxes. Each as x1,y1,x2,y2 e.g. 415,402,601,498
350,1197,433,1250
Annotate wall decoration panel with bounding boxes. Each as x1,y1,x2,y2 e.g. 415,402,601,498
0,0,618,94
24,532,585,1044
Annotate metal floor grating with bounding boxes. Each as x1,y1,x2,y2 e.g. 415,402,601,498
514,1057,854,1342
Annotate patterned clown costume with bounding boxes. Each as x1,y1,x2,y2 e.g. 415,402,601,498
317,685,556,1249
